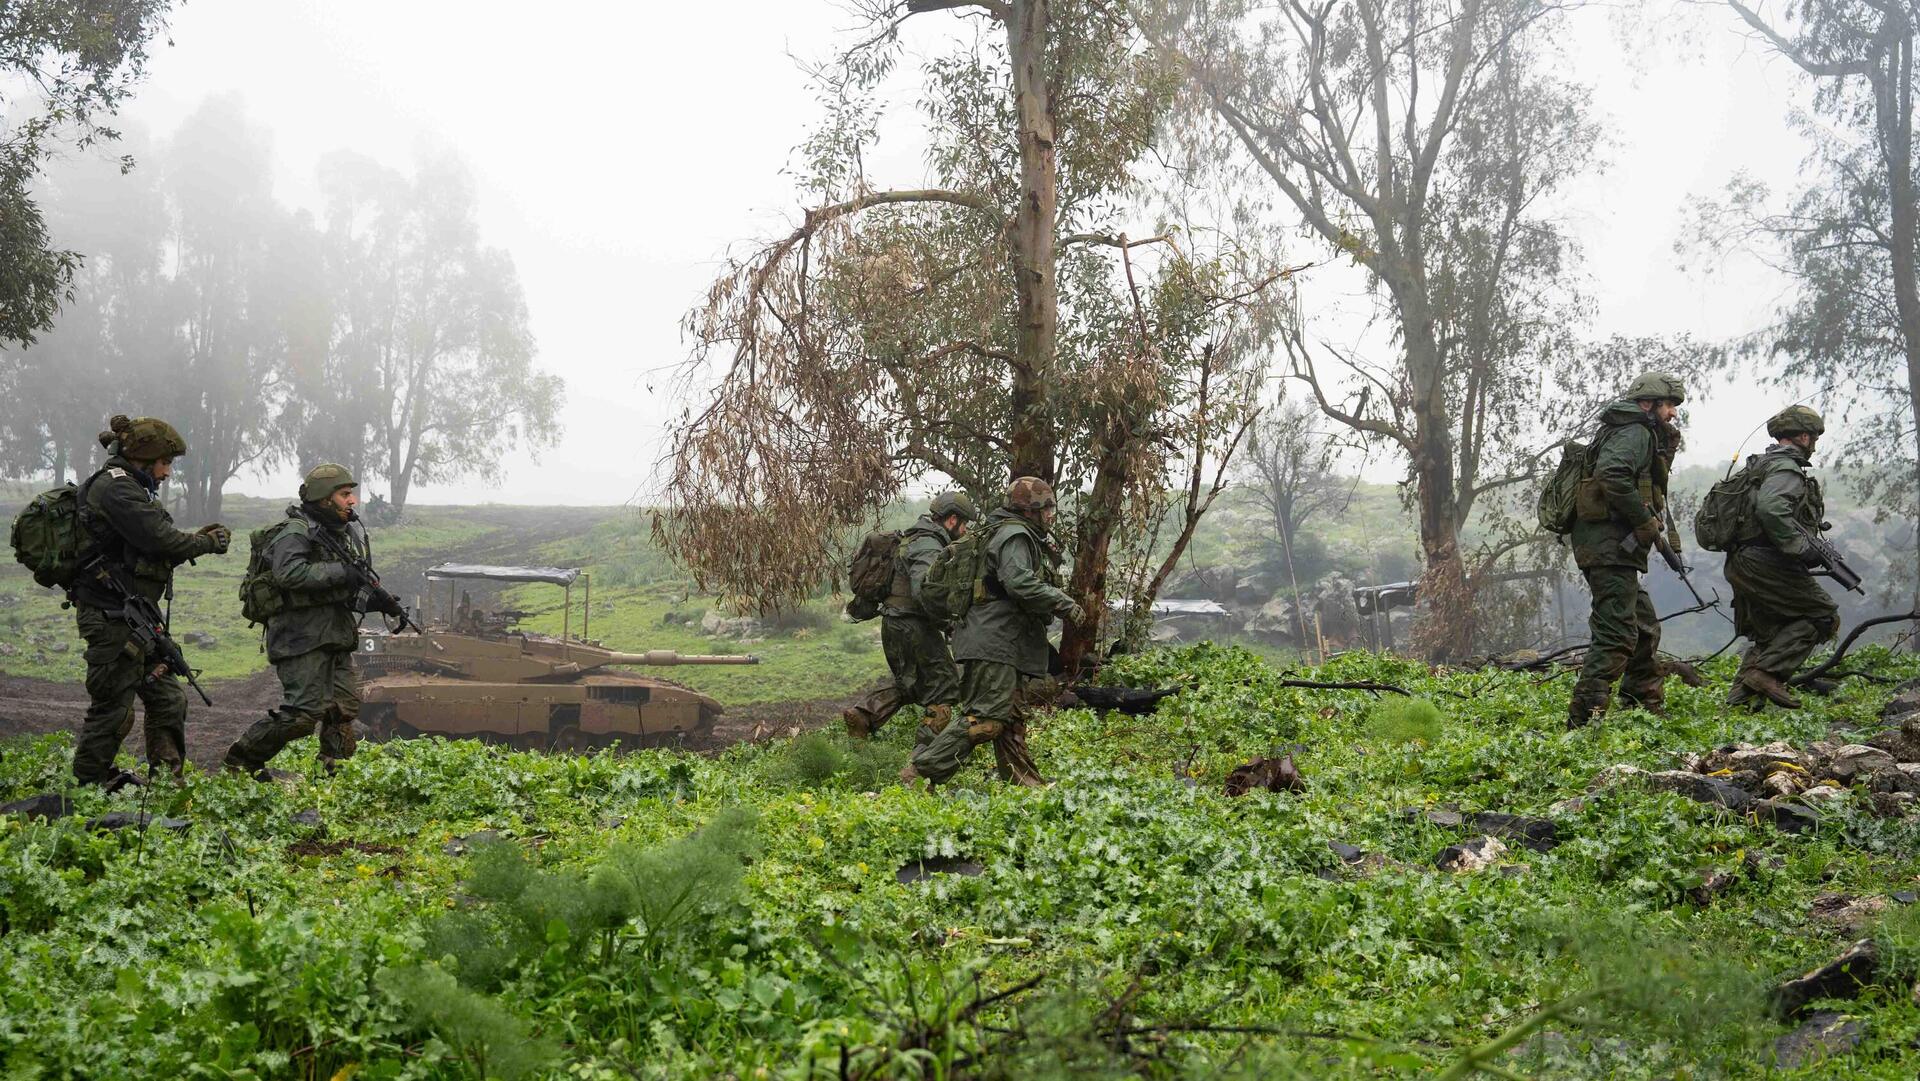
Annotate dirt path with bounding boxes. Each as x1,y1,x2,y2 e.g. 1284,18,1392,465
0,669,283,766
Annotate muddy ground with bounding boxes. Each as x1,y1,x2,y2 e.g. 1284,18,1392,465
0,669,861,766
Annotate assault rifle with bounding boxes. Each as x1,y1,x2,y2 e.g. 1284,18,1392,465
1799,524,1865,594
83,559,213,706
301,515,423,634
1621,507,1714,611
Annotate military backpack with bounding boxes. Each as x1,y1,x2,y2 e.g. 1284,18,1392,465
1693,457,1770,553
238,520,300,626
844,529,904,622
919,520,1006,626
1536,438,1595,535
8,471,106,589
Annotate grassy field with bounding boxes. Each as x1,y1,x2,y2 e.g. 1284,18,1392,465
3,643,1919,1077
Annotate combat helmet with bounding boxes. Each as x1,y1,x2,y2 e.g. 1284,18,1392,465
929,491,978,522
97,414,187,461
1767,405,1826,438
1624,371,1687,405
300,463,359,503
1005,476,1057,512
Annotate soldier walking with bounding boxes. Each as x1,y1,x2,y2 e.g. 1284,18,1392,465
906,477,1083,787
224,465,368,777
1567,373,1686,729
842,492,976,738
70,415,230,788
1723,407,1840,710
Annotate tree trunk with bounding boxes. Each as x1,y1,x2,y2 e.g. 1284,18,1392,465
1006,0,1058,483
1060,424,1129,678
1405,326,1475,662
1876,34,1920,628
51,443,67,487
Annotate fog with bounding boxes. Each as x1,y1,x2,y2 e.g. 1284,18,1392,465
7,0,1842,504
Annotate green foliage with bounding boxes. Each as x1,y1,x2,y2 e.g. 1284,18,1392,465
3,643,1920,1077
379,962,559,1081
1366,696,1444,745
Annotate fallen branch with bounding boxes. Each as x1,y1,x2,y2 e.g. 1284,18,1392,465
1792,610,1920,686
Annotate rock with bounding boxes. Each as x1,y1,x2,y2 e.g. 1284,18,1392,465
1743,850,1785,875
1868,791,1916,818
1809,894,1889,934
1865,719,1920,762
443,829,506,855
1547,796,1587,817
1697,742,1753,773
1327,841,1367,865
1589,764,1647,789
1868,766,1920,795
290,809,324,829
1676,751,1706,772
1772,939,1880,1019
1880,677,1920,720
700,609,765,639
48,642,68,654
0,642,15,656
1760,771,1803,799
1752,799,1820,834
85,812,190,833
1395,806,1465,828
1728,745,1809,775
1799,785,1848,807
1434,835,1508,873
896,856,985,883
1723,769,1764,792
1687,868,1740,907
0,793,74,820
1224,754,1305,796
182,631,217,648
1467,812,1559,852
1828,745,1897,784
1770,1012,1866,1069
1647,770,1752,811
1895,891,1919,904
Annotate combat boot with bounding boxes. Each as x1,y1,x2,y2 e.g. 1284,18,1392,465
1566,689,1608,730
842,707,872,739
221,754,272,783
1618,682,1667,717
1739,670,1803,710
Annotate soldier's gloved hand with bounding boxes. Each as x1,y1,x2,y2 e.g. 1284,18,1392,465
1796,547,1823,568
196,523,232,554
1630,518,1662,550
1063,601,1087,626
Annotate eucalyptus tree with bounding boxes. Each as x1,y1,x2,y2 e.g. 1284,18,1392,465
662,0,1291,670
0,0,174,347
1700,0,1920,607
315,151,561,512
1145,0,1603,660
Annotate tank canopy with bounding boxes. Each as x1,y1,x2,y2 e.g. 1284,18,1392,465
425,563,582,586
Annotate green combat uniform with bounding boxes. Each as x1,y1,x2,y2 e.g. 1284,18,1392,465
70,417,226,786
1725,408,1839,710
225,466,366,774
911,479,1077,787
843,502,971,737
1568,378,1682,728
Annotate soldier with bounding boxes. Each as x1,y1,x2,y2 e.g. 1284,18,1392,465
1723,406,1840,710
906,476,1084,787
70,415,231,788
842,491,977,738
1567,372,1686,729
223,465,367,777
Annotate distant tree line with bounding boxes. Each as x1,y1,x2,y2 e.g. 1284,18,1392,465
0,95,562,520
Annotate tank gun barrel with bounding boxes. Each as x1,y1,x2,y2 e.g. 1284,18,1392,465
599,650,760,666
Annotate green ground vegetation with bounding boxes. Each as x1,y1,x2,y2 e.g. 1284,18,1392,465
3,643,1919,1078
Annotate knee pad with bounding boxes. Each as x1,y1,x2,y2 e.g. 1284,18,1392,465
966,719,1004,746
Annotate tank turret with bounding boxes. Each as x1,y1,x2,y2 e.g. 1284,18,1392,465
361,631,757,683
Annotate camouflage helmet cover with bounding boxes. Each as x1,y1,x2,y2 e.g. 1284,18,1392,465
1624,371,1687,405
1766,405,1826,438
1005,476,1057,512
97,414,187,460
929,490,978,522
300,463,359,503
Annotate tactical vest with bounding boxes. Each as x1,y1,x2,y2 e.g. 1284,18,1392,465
78,465,174,591
239,512,360,626
883,521,952,614
1573,418,1667,523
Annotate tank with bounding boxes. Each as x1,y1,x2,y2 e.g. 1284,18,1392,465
354,563,757,751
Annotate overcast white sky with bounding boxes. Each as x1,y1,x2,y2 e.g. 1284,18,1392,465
104,0,1821,504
